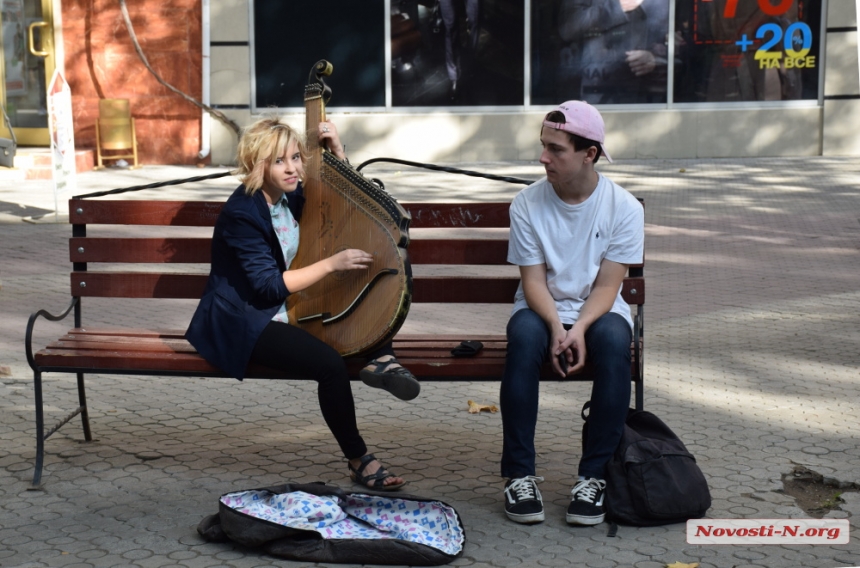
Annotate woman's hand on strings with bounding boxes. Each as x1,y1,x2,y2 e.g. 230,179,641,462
319,121,346,161
282,249,372,293
328,249,373,272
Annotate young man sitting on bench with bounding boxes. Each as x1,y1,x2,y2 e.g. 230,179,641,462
499,101,644,526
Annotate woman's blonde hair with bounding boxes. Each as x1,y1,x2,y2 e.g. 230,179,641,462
235,115,308,194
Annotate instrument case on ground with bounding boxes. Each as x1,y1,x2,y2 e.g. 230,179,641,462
197,481,465,565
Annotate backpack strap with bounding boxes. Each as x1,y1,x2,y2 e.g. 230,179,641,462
606,521,618,537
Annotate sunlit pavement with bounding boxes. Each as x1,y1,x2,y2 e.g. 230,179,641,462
1,157,859,567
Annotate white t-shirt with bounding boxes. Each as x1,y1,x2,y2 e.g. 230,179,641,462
508,173,644,329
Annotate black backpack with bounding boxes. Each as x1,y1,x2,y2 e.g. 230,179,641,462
583,404,711,527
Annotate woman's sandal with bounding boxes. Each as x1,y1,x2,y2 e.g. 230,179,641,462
348,454,406,491
359,357,420,401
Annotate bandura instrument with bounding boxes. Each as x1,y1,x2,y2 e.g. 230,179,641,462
287,60,412,356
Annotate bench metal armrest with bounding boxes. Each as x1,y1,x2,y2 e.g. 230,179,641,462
25,297,79,371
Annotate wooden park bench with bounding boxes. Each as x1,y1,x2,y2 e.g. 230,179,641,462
25,180,644,488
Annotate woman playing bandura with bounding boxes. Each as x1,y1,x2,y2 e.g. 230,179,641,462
186,116,419,490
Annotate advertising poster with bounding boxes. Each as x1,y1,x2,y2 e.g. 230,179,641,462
674,0,821,102
2,0,27,96
532,0,821,105
532,0,672,105
390,0,524,107
47,70,76,217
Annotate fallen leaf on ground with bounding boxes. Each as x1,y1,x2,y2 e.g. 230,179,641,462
0,366,11,377
467,400,498,414
666,562,698,568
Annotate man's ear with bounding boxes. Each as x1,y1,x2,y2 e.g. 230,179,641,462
584,146,598,163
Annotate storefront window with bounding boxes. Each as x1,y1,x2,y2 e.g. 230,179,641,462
252,0,822,109
253,0,385,109
390,0,524,106
674,0,821,102
532,0,672,105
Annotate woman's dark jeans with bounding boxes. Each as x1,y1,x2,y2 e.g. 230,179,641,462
251,321,368,460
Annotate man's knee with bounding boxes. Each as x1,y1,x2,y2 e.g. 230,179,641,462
506,310,549,349
586,313,632,357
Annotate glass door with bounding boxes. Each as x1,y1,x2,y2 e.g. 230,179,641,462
1,0,56,146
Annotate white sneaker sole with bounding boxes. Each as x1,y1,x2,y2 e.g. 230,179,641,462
506,510,545,524
565,512,604,525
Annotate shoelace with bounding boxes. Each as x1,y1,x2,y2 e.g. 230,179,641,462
570,478,606,504
507,475,545,501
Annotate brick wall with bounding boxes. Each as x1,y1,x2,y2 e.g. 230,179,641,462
62,0,203,165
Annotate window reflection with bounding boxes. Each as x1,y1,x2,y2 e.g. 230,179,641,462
533,0,672,105
391,0,524,107
673,0,821,102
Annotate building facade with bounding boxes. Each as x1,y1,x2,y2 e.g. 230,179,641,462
2,0,858,165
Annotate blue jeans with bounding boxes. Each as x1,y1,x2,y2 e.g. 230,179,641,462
500,309,632,480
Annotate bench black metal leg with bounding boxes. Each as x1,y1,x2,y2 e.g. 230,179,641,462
29,371,92,489
76,372,92,441
30,370,45,490
635,305,644,411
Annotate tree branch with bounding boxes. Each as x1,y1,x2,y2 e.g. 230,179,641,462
117,0,241,137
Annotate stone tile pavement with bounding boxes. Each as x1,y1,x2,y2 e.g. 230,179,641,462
1,157,859,567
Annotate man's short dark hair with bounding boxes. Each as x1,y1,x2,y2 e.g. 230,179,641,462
544,110,603,163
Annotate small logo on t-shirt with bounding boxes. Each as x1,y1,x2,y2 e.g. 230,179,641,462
595,231,600,239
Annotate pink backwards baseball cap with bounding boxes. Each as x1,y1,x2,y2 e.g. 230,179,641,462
543,101,613,163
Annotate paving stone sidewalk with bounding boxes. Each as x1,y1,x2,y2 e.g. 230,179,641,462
1,157,859,567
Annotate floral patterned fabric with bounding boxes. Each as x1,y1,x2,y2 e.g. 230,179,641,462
268,193,299,324
221,489,464,555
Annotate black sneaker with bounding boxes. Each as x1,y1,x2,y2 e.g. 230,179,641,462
566,478,606,525
503,475,545,524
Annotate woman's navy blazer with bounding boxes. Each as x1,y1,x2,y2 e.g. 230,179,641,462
186,184,305,380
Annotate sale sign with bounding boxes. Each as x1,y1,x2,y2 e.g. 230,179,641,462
675,0,820,102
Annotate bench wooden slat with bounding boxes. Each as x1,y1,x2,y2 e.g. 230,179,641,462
66,327,190,338
48,337,197,353
67,200,513,228
391,334,510,342
66,330,512,342
71,272,208,299
71,237,509,266
33,348,528,379
391,341,509,351
44,339,511,365
34,346,505,375
402,203,510,228
46,333,640,356
68,272,643,305
36,348,220,372
70,238,212,263
412,276,519,303
408,239,508,265
70,200,223,226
